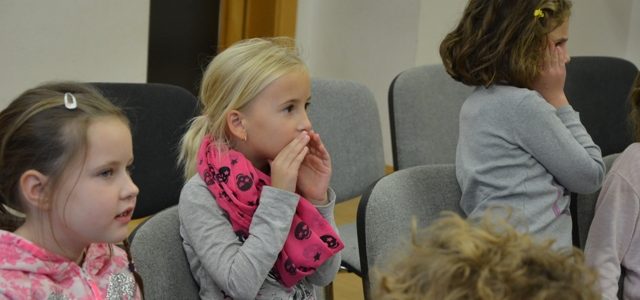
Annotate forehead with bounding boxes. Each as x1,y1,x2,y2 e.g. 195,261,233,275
83,117,132,162
549,19,570,40
247,71,311,108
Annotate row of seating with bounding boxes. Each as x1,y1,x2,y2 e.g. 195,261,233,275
101,56,638,299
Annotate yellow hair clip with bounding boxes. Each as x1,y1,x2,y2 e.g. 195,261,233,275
534,9,545,19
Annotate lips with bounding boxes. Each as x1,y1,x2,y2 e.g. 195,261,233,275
115,208,133,219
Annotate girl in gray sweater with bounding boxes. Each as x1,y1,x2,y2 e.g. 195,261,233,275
178,38,342,299
440,0,604,249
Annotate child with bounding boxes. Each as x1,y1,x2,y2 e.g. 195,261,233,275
0,82,142,299
440,0,605,249
585,74,640,299
178,37,343,299
376,213,601,300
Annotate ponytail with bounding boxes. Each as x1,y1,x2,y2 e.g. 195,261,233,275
178,116,210,180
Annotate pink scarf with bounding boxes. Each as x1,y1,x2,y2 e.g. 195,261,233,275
197,136,343,287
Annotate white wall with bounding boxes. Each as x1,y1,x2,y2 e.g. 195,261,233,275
298,0,640,165
0,0,149,109
296,0,421,164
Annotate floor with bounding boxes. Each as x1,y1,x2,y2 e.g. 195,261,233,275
127,196,366,300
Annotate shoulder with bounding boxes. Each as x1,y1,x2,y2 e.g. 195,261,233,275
609,143,640,180
180,175,213,202
467,85,549,112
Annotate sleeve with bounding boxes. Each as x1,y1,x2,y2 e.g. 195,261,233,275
306,188,342,286
178,176,300,299
585,171,640,300
511,96,605,193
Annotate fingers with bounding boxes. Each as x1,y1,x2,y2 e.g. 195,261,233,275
307,130,330,161
276,131,310,168
269,131,310,192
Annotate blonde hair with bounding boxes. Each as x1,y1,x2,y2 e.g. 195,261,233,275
440,0,572,88
179,37,307,179
375,213,600,300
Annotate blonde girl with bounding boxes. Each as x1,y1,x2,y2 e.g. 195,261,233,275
178,38,342,299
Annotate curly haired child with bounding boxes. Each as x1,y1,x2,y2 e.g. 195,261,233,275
376,212,601,300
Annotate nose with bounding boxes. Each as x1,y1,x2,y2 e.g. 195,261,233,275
122,175,139,201
300,111,312,132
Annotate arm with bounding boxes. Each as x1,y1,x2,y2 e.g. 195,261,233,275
179,176,299,299
306,188,342,286
585,171,640,300
511,96,604,193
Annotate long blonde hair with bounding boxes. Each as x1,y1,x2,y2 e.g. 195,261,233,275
179,37,307,180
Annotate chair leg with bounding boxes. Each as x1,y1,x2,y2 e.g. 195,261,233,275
323,281,334,300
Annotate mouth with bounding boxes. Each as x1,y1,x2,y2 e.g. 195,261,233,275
115,208,134,219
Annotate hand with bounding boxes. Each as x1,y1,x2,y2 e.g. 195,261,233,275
269,132,310,193
531,42,570,108
297,130,332,205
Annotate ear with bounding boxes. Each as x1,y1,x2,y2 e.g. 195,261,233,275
226,109,247,141
19,170,51,210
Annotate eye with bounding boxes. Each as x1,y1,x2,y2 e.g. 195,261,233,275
284,104,294,113
99,168,114,177
304,102,310,111
126,164,135,176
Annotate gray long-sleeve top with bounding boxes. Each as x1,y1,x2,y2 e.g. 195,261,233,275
456,85,605,249
179,175,341,299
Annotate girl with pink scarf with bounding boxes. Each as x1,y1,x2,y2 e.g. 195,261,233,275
178,38,343,299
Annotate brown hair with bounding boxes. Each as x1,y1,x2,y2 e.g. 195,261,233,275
0,82,128,230
440,0,572,88
375,213,600,300
630,73,640,142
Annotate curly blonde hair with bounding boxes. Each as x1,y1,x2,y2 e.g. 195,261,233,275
375,212,600,300
440,0,572,88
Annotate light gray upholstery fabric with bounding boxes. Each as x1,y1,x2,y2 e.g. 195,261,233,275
388,64,473,169
357,164,463,299
576,153,621,249
308,78,386,276
309,78,385,202
130,206,199,299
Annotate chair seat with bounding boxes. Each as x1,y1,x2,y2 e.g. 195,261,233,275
338,223,361,276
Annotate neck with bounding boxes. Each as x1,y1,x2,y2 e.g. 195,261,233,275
230,143,268,172
14,216,88,264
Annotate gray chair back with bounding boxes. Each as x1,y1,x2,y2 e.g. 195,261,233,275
130,206,200,299
564,56,638,156
388,64,473,169
575,153,621,249
93,83,199,218
309,78,385,203
357,164,463,299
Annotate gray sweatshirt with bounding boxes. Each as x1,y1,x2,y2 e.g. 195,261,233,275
179,175,341,300
585,143,640,300
456,85,605,249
